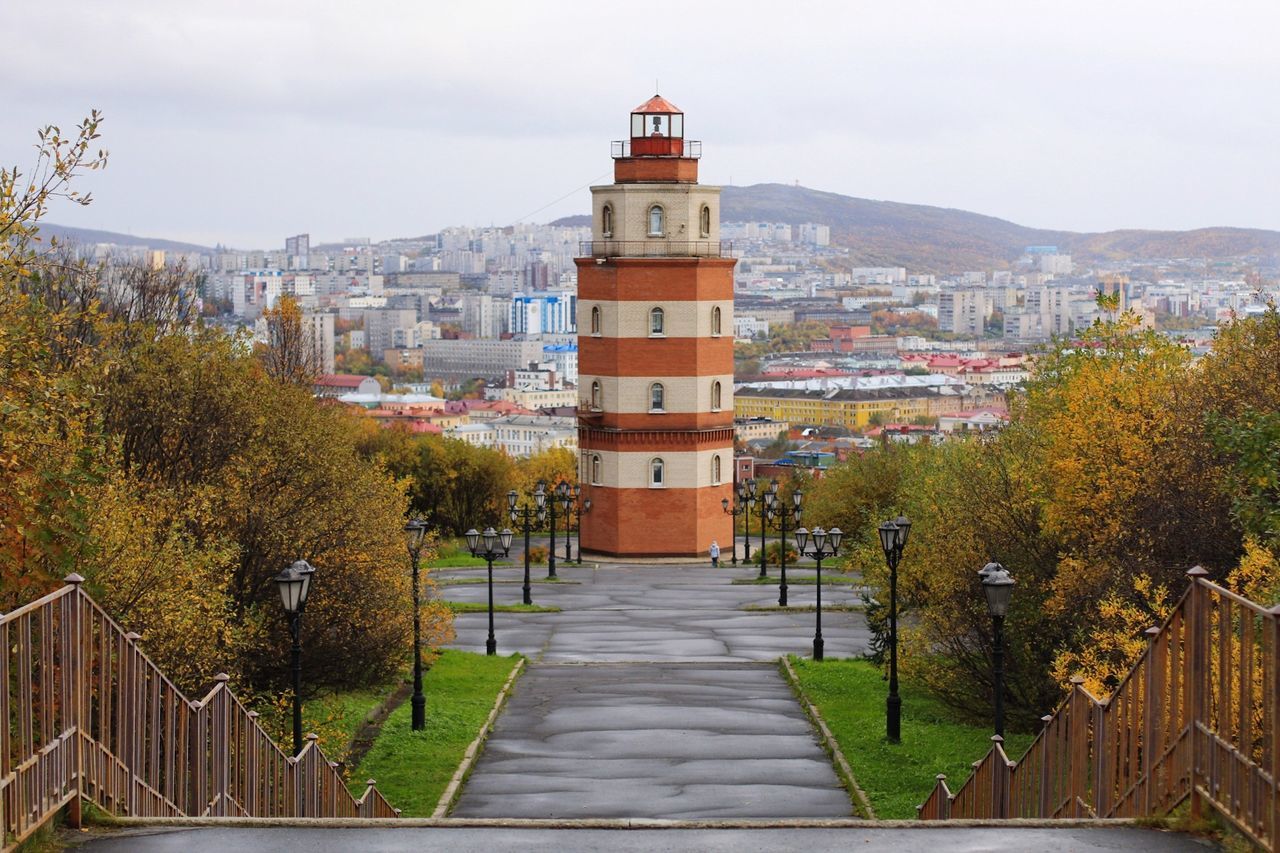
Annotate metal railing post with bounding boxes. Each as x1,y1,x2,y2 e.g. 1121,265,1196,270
1185,566,1209,821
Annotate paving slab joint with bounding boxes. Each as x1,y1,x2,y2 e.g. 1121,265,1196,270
780,654,877,820
431,655,527,818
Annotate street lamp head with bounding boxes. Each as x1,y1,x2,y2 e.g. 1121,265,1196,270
978,561,1003,579
828,527,843,553
275,561,312,615
722,497,730,513
499,528,514,553
982,568,1015,618
747,479,758,497
403,519,426,554
792,489,803,509
482,527,498,554
573,483,581,499
507,490,518,512
465,528,481,555
878,521,899,557
794,526,810,552
893,515,912,551
769,479,780,495
535,482,546,508
583,498,592,513
812,526,827,551
556,480,569,499
295,560,315,606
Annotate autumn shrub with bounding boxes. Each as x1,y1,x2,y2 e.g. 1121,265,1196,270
803,311,1280,727
526,545,549,564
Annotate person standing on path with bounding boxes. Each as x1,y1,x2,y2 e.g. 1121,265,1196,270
710,540,720,567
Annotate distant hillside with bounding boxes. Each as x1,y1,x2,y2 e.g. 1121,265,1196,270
37,223,213,254
555,183,1280,272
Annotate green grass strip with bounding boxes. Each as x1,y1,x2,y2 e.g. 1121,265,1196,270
352,650,521,816
787,656,1034,819
443,601,560,613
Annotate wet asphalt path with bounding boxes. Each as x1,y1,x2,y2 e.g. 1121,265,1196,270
440,562,864,819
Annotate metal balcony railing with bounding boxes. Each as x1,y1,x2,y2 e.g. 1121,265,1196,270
579,240,732,259
611,139,702,159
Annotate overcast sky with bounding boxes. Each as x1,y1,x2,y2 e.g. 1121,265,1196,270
3,1,1277,248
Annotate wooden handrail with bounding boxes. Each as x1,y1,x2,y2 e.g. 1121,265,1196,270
919,569,1277,852
1,577,400,851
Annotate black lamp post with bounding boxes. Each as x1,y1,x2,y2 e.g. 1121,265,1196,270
274,559,315,755
541,479,560,579
758,479,779,578
981,563,1015,738
508,489,546,606
794,526,842,661
558,482,575,565
403,520,428,731
466,526,513,656
722,480,756,566
573,495,591,564
878,514,911,744
764,487,803,606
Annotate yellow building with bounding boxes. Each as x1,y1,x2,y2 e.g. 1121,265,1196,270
734,386,946,431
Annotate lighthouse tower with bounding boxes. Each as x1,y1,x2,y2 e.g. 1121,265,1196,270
577,95,735,558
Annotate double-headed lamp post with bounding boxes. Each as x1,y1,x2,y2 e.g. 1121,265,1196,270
765,487,803,606
573,495,591,564
465,526,513,656
558,482,577,565
538,480,564,579
508,488,546,605
758,479,779,578
403,519,428,731
793,526,842,661
980,562,1015,738
273,559,315,756
721,479,756,566
878,515,912,744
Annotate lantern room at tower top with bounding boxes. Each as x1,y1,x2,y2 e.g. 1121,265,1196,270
611,95,702,182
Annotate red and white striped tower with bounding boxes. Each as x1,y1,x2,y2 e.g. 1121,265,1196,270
577,95,735,558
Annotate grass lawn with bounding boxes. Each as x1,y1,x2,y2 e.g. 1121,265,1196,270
437,577,579,586
788,656,1034,819
352,650,521,816
427,554,493,568
444,601,560,613
308,686,393,751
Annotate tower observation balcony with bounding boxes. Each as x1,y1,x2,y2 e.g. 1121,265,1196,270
611,139,702,159
579,240,732,259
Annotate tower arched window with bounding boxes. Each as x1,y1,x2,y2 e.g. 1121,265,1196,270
591,454,602,485
711,305,722,337
649,382,665,412
591,305,601,335
591,380,602,410
650,457,665,487
602,204,613,237
700,205,711,237
648,205,665,237
649,306,665,336
711,454,722,485
711,380,722,411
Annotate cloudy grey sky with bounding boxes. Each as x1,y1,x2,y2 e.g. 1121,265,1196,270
3,0,1277,248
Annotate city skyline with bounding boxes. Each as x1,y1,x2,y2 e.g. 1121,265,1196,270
3,0,1278,248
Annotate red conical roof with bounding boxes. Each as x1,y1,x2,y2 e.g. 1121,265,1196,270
633,94,682,114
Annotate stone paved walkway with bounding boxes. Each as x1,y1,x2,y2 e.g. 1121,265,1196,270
441,562,865,819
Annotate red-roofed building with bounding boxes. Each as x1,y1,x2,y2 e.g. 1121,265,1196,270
314,374,381,398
